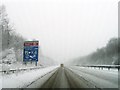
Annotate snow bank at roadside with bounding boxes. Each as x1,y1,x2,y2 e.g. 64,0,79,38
1,65,59,89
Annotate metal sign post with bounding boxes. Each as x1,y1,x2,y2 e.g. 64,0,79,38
23,41,39,66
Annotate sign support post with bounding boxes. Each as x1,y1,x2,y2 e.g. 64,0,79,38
35,61,37,66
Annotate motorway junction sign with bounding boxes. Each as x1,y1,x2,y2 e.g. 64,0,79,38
23,41,39,66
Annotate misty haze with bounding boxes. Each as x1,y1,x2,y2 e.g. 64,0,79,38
0,0,119,89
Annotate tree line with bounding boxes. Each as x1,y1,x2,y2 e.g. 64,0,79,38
0,5,26,62
74,37,119,65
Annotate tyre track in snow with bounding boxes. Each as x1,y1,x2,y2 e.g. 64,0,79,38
39,67,102,89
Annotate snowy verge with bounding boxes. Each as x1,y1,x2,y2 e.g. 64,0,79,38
68,66,118,88
1,65,59,89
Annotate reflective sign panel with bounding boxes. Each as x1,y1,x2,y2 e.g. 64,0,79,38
23,41,39,62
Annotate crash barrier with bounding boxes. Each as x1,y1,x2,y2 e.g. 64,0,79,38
0,66,44,74
80,65,120,70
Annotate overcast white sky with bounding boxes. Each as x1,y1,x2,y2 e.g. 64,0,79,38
1,0,119,63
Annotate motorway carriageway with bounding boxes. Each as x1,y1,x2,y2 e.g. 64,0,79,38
25,66,118,89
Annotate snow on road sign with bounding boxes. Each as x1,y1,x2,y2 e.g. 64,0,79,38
23,41,39,62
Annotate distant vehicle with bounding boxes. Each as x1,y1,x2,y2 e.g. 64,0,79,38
61,64,64,67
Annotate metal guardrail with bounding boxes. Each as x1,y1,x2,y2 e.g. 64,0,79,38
80,65,120,70
0,66,43,74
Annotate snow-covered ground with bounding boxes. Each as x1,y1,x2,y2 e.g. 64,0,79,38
1,65,59,89
0,48,59,89
0,48,56,72
68,66,118,88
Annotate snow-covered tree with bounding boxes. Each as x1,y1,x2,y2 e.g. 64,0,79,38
0,5,26,62
0,5,13,51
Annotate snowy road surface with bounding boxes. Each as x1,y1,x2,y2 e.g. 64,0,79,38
39,67,96,88
26,66,118,89
1,65,118,89
1,66,59,89
68,66,118,88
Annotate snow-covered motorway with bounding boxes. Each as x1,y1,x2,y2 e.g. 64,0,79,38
27,66,118,89
68,66,118,88
1,65,118,89
1,66,59,89
27,66,95,88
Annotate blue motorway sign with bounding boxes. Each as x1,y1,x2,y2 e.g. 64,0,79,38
23,41,39,62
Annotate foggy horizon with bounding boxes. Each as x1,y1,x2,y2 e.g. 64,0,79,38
1,0,118,63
